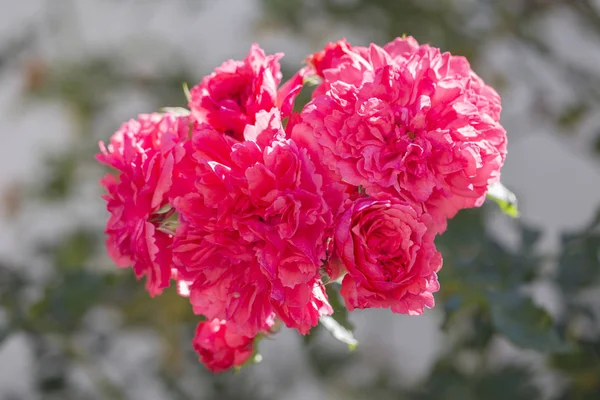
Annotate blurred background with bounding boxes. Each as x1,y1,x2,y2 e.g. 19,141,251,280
1,0,600,399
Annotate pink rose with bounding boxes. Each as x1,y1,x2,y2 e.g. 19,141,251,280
192,319,255,373
172,108,337,336
96,112,190,296
305,38,371,97
175,219,277,337
189,44,305,141
294,37,507,228
334,197,442,315
383,36,503,123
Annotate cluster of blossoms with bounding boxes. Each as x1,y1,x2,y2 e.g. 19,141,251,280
97,37,507,373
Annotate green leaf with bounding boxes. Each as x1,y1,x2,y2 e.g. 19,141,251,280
182,82,191,103
557,232,600,292
40,152,77,200
519,223,542,253
487,291,568,352
302,74,321,86
407,360,470,400
160,107,190,116
305,341,355,379
28,270,105,332
408,361,540,400
463,308,495,350
487,182,519,218
550,341,600,375
440,294,463,331
154,204,173,215
325,284,354,331
319,315,358,351
557,103,589,130
475,365,541,400
291,76,317,113
38,230,98,272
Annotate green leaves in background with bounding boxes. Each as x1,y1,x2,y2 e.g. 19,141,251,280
409,363,540,400
487,291,568,352
29,269,106,333
435,204,569,354
40,152,78,200
557,230,600,293
551,341,600,400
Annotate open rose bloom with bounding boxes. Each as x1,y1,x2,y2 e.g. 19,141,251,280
98,37,507,373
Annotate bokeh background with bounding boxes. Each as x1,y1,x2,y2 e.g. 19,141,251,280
1,0,600,399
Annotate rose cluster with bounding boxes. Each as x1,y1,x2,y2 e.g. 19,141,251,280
97,37,507,373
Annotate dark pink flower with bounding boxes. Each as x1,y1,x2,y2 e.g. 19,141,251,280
295,37,507,228
189,44,306,141
192,319,255,373
172,108,337,336
97,113,190,296
306,38,370,96
174,219,277,336
334,197,442,315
